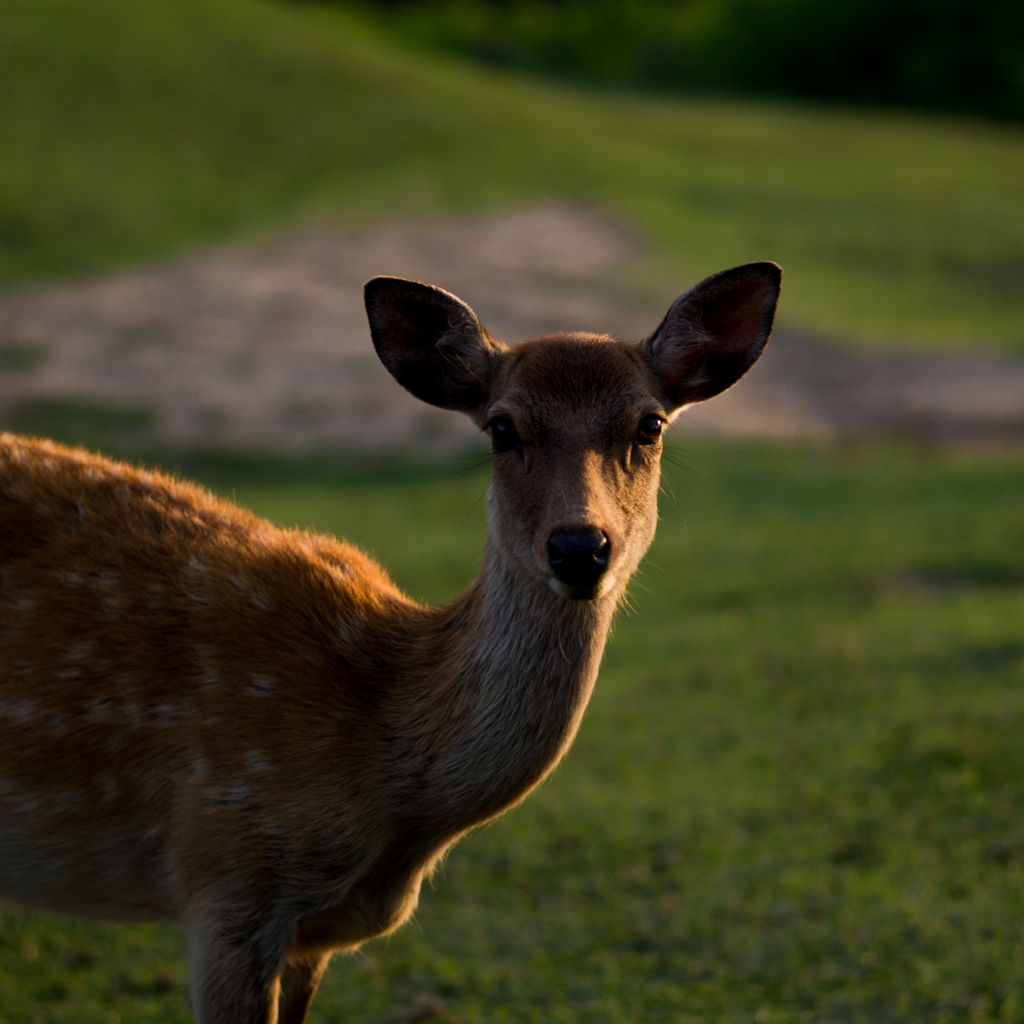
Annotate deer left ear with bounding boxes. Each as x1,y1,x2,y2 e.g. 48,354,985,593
643,262,782,411
365,276,506,414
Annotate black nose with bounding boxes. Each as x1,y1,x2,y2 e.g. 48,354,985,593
547,529,611,593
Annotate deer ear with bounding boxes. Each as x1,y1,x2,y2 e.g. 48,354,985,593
365,277,505,414
643,262,781,411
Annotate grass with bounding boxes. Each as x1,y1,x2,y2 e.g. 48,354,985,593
2,438,1023,1023
2,0,1024,348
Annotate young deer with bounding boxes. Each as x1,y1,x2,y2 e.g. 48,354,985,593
0,262,780,1023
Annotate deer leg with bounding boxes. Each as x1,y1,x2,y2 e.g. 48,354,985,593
186,916,291,1024
277,953,332,1024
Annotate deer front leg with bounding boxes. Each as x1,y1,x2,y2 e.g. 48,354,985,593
277,953,332,1024
187,914,292,1024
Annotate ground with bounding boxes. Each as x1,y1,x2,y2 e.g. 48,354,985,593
2,205,1023,458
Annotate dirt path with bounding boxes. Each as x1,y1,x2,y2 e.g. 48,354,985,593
2,205,1022,457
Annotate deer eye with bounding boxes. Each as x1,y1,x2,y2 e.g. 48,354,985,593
637,415,664,446
489,417,522,453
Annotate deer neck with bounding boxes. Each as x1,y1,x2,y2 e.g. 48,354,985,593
400,536,619,830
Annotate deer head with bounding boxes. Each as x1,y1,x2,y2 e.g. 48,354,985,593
365,262,781,602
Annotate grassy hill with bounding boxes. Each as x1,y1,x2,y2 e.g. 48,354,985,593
2,0,1024,348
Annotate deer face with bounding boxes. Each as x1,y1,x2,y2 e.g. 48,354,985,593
365,262,781,602
480,336,665,600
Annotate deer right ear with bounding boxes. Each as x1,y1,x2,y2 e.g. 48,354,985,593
365,277,506,414
643,262,782,412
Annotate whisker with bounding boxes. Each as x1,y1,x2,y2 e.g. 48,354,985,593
441,451,493,477
462,484,491,527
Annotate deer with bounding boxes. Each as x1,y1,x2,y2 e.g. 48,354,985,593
0,261,780,1022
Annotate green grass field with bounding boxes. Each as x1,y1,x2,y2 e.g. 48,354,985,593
2,440,1022,1023
2,0,1024,348
3,1,1024,1019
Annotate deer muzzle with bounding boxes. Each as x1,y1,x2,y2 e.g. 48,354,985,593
546,529,611,599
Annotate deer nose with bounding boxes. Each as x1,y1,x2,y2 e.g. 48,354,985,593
547,529,611,593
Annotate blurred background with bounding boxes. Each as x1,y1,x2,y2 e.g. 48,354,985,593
1,1,1023,1022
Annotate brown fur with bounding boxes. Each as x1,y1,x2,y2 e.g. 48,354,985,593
0,262,779,1023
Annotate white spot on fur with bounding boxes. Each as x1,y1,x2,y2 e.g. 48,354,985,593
80,571,126,618
244,751,271,773
0,778,41,811
123,701,143,728
52,791,84,814
336,616,364,647
193,643,219,685
84,697,113,721
205,782,252,810
154,701,187,725
134,774,164,800
231,573,273,612
68,638,96,661
247,673,273,696
0,698,37,724
93,569,122,591
16,793,40,814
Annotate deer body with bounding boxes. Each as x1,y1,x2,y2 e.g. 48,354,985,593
0,263,780,1022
